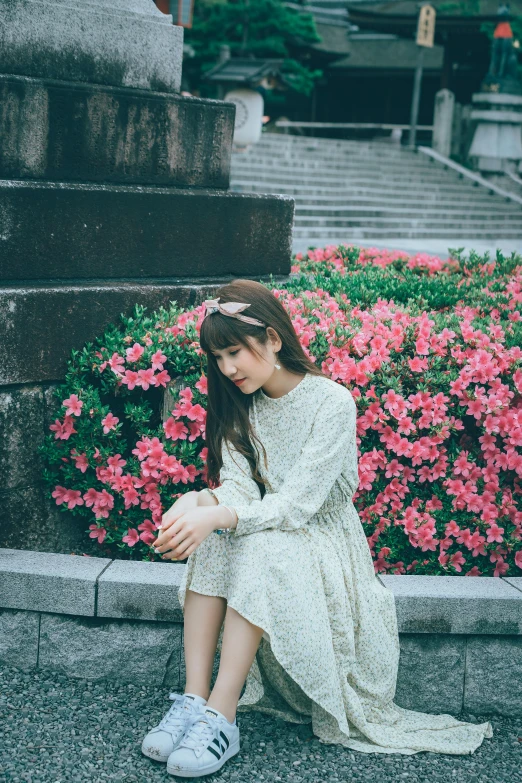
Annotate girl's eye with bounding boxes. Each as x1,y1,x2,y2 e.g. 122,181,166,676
215,350,239,360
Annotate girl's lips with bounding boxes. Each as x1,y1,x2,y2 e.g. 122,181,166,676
233,378,246,385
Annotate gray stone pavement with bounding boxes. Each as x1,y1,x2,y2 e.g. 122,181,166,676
1,664,521,783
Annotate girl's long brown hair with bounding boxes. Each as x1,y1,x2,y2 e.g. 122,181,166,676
200,279,327,497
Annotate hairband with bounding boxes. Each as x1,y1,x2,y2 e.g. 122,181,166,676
202,297,266,328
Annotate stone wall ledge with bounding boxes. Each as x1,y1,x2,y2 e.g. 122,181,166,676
0,74,235,188
1,548,521,634
1,0,183,92
1,549,522,716
0,182,295,282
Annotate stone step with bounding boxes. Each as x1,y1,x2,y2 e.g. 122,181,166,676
293,227,522,239
294,218,522,231
0,0,183,92
0,180,294,282
0,74,234,188
233,157,450,172
294,206,522,221
293,214,522,227
240,145,430,156
231,183,507,205
248,147,437,164
231,166,465,184
232,134,521,239
252,136,420,151
230,178,502,196
289,196,514,211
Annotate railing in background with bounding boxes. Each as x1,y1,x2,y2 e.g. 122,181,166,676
272,120,434,146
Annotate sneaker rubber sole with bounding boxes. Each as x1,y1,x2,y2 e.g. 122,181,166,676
166,736,240,778
141,742,172,763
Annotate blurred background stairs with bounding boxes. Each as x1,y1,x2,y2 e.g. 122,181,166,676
230,133,522,255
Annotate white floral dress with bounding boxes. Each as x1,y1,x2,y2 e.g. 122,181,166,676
178,372,493,755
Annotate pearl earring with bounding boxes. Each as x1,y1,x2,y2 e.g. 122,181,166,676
275,355,281,370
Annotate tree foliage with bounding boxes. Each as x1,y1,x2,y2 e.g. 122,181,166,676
184,0,323,96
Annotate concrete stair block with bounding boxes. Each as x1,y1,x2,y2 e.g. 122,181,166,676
0,549,112,616
97,560,185,623
503,577,522,594
0,182,294,282
464,635,522,717
0,387,46,490
377,575,522,635
0,608,40,670
0,75,234,189
0,0,183,92
38,612,182,685
394,633,466,714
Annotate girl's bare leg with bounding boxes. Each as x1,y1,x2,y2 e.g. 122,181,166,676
206,605,265,724
183,589,227,700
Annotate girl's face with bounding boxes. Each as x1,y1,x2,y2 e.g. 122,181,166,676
210,337,277,394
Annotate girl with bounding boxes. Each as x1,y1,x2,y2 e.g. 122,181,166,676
142,279,493,778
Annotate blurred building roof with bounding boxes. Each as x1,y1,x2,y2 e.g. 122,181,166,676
345,0,522,37
285,0,351,27
203,59,285,84
331,33,444,69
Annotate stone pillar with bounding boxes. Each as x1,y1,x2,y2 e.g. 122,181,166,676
468,92,522,178
432,88,455,158
0,0,294,554
0,0,182,92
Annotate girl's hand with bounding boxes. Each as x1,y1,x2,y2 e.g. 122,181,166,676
160,491,199,531
152,506,218,561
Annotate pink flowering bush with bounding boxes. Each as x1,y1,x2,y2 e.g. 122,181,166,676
41,245,522,575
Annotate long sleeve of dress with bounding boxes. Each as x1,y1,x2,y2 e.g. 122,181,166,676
204,437,263,510
206,393,358,535
230,388,358,537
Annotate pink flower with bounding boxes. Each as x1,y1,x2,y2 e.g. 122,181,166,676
151,350,167,371
83,488,100,507
121,370,140,390
49,415,77,440
494,558,509,577
122,528,140,547
195,375,208,395
63,394,83,416
154,369,171,388
108,353,125,376
71,451,89,473
137,368,156,390
132,438,151,460
163,418,189,441
138,519,156,544
52,485,68,505
486,523,504,543
449,551,466,573
89,525,107,544
126,343,145,362
101,412,120,434
408,356,429,373
63,489,84,509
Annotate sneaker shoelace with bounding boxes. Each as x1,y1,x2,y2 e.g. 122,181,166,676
158,692,196,733
178,713,226,757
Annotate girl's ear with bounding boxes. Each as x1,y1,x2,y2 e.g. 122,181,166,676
266,326,282,351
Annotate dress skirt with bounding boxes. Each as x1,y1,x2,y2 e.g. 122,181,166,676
177,498,494,756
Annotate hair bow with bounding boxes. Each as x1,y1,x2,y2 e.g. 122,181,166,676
202,297,265,327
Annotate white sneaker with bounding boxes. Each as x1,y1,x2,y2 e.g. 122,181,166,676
141,692,208,763
166,705,240,778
